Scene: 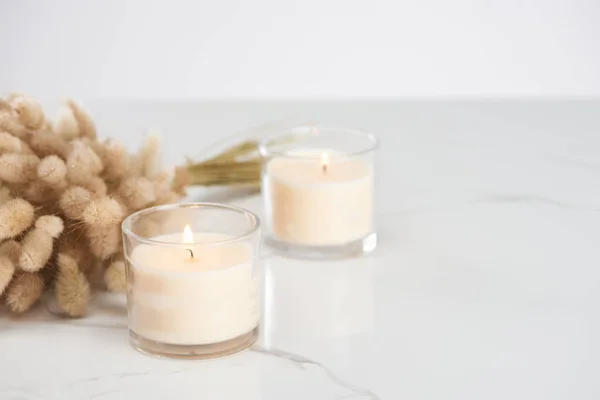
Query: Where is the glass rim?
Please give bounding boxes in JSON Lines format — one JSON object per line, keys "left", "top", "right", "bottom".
{"left": 121, "top": 202, "right": 261, "bottom": 247}
{"left": 258, "top": 125, "right": 378, "bottom": 159}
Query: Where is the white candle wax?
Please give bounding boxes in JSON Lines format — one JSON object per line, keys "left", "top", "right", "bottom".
{"left": 265, "top": 150, "right": 374, "bottom": 246}
{"left": 128, "top": 232, "right": 259, "bottom": 345}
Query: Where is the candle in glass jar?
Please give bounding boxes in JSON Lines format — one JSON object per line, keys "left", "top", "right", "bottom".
{"left": 265, "top": 150, "right": 374, "bottom": 246}
{"left": 127, "top": 226, "right": 259, "bottom": 346}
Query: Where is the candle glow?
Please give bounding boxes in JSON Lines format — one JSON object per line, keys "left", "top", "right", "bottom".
{"left": 183, "top": 224, "right": 195, "bottom": 260}
{"left": 183, "top": 224, "right": 194, "bottom": 243}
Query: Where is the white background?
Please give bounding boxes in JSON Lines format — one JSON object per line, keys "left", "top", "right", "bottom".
{"left": 1, "top": 0, "right": 599, "bottom": 100}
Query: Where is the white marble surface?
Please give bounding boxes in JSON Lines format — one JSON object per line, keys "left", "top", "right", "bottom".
{"left": 2, "top": 100, "right": 600, "bottom": 399}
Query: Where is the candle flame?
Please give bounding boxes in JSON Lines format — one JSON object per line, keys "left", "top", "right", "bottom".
{"left": 321, "top": 153, "right": 329, "bottom": 173}
{"left": 183, "top": 224, "right": 193, "bottom": 243}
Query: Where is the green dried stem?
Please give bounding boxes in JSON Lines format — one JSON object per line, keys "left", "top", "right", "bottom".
{"left": 183, "top": 136, "right": 296, "bottom": 188}
{"left": 203, "top": 141, "right": 260, "bottom": 164}
{"left": 186, "top": 161, "right": 262, "bottom": 187}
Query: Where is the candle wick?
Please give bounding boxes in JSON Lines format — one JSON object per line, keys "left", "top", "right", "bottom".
{"left": 322, "top": 164, "right": 327, "bottom": 173}
{"left": 186, "top": 248, "right": 194, "bottom": 259}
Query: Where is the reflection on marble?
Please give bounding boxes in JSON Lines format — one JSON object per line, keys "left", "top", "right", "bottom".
{"left": 2, "top": 101, "right": 600, "bottom": 400}
{"left": 262, "top": 257, "right": 375, "bottom": 342}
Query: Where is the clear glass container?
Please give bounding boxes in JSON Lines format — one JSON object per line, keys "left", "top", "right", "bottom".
{"left": 259, "top": 125, "right": 378, "bottom": 259}
{"left": 121, "top": 203, "right": 261, "bottom": 359}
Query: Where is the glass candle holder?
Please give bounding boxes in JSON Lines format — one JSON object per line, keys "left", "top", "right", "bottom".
{"left": 121, "top": 203, "right": 261, "bottom": 359}
{"left": 259, "top": 125, "right": 378, "bottom": 259}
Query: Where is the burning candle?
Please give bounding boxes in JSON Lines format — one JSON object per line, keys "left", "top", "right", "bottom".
{"left": 260, "top": 126, "right": 378, "bottom": 259}
{"left": 122, "top": 203, "right": 261, "bottom": 359}
{"left": 183, "top": 224, "right": 195, "bottom": 260}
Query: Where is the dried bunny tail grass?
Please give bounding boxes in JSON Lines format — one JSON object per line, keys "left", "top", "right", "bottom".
{"left": 86, "top": 224, "right": 120, "bottom": 260}
{"left": 66, "top": 140, "right": 103, "bottom": 184}
{"left": 35, "top": 202, "right": 62, "bottom": 217}
{"left": 53, "top": 106, "right": 79, "bottom": 140}
{"left": 135, "top": 134, "right": 161, "bottom": 178}
{"left": 37, "top": 155, "right": 68, "bottom": 187}
{"left": 101, "top": 139, "right": 130, "bottom": 181}
{"left": 29, "top": 131, "right": 70, "bottom": 159}
{"left": 82, "top": 196, "right": 123, "bottom": 227}
{"left": 66, "top": 167, "right": 92, "bottom": 188}
{"left": 59, "top": 186, "right": 92, "bottom": 220}
{"left": 172, "top": 166, "right": 189, "bottom": 195}
{"left": 18, "top": 228, "right": 53, "bottom": 272}
{"left": 19, "top": 180, "right": 57, "bottom": 204}
{"left": 154, "top": 191, "right": 181, "bottom": 206}
{"left": 79, "top": 176, "right": 107, "bottom": 197}
{"left": 4, "top": 272, "right": 44, "bottom": 313}
{"left": 151, "top": 171, "right": 182, "bottom": 204}
{"left": 0, "top": 112, "right": 28, "bottom": 138}
{"left": 36, "top": 215, "right": 64, "bottom": 238}
{"left": 152, "top": 170, "right": 171, "bottom": 190}
{"left": 73, "top": 140, "right": 103, "bottom": 173}
{"left": 39, "top": 260, "right": 58, "bottom": 286}
{"left": 0, "top": 198, "right": 35, "bottom": 240}
{"left": 0, "top": 256, "right": 15, "bottom": 294}
{"left": 0, "top": 240, "right": 21, "bottom": 264}
{"left": 104, "top": 260, "right": 126, "bottom": 292}
{"left": 83, "top": 137, "right": 106, "bottom": 160}
{"left": 0, "top": 153, "right": 40, "bottom": 183}
{"left": 18, "top": 141, "right": 36, "bottom": 155}
{"left": 18, "top": 216, "right": 63, "bottom": 272}
{"left": 58, "top": 231, "right": 88, "bottom": 266}
{"left": 4, "top": 93, "right": 25, "bottom": 102}
{"left": 82, "top": 258, "right": 106, "bottom": 290}
{"left": 8, "top": 94, "right": 45, "bottom": 130}
{"left": 66, "top": 100, "right": 96, "bottom": 139}
{"left": 109, "top": 193, "right": 130, "bottom": 217}
{"left": 56, "top": 253, "right": 91, "bottom": 317}
{"left": 0, "top": 186, "right": 12, "bottom": 203}
{"left": 118, "top": 177, "right": 157, "bottom": 210}
{"left": 0, "top": 131, "right": 23, "bottom": 153}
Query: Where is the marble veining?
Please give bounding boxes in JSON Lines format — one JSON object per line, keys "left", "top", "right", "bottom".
{"left": 469, "top": 193, "right": 600, "bottom": 211}
{"left": 1, "top": 100, "right": 600, "bottom": 399}
{"left": 251, "top": 347, "right": 381, "bottom": 400}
